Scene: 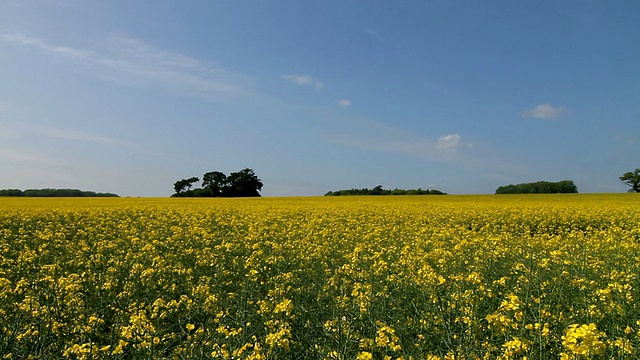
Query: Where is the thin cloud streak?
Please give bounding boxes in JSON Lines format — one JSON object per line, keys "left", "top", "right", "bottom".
{"left": 282, "top": 74, "right": 324, "bottom": 90}
{"left": 0, "top": 147, "right": 63, "bottom": 166}
{"left": 7, "top": 121, "right": 123, "bottom": 146}
{"left": 6, "top": 120, "right": 163, "bottom": 155}
{"left": 28, "top": 123, "right": 167, "bottom": 156}
{"left": 521, "top": 104, "right": 564, "bottom": 119}
{"left": 31, "top": 126, "right": 118, "bottom": 145}
{"left": 332, "top": 132, "right": 472, "bottom": 163}
{"left": 1, "top": 32, "right": 252, "bottom": 99}
{"left": 1, "top": 32, "right": 87, "bottom": 58}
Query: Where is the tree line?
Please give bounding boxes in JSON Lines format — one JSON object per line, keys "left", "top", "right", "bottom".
{"left": 325, "top": 185, "right": 446, "bottom": 196}
{"left": 0, "top": 189, "right": 119, "bottom": 197}
{"left": 495, "top": 180, "right": 578, "bottom": 194}
{"left": 172, "top": 168, "right": 263, "bottom": 197}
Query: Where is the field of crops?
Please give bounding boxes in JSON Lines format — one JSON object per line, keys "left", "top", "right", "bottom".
{"left": 1, "top": 194, "right": 639, "bottom": 359}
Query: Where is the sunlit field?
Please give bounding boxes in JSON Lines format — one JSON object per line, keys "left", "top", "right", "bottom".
{"left": 1, "top": 194, "right": 639, "bottom": 359}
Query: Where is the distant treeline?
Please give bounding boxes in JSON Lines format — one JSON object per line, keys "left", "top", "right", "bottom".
{"left": 172, "top": 168, "right": 263, "bottom": 198}
{"left": 0, "top": 189, "right": 119, "bottom": 197}
{"left": 495, "top": 180, "right": 578, "bottom": 194}
{"left": 325, "top": 185, "right": 446, "bottom": 196}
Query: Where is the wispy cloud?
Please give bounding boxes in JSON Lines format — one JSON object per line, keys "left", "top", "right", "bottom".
{"left": 521, "top": 104, "right": 564, "bottom": 119}
{"left": 282, "top": 74, "right": 324, "bottom": 90}
{"left": 436, "top": 133, "right": 463, "bottom": 150}
{"left": 3, "top": 115, "right": 146, "bottom": 152}
{"left": 31, "top": 125, "right": 118, "bottom": 145}
{"left": 3, "top": 121, "right": 123, "bottom": 146}
{"left": 0, "top": 147, "right": 62, "bottom": 165}
{"left": 338, "top": 99, "right": 351, "bottom": 107}
{"left": 1, "top": 32, "right": 252, "bottom": 98}
{"left": 1, "top": 32, "right": 87, "bottom": 58}
{"left": 364, "top": 28, "right": 378, "bottom": 37}
{"left": 0, "top": 123, "right": 19, "bottom": 140}
{"left": 332, "top": 132, "right": 472, "bottom": 162}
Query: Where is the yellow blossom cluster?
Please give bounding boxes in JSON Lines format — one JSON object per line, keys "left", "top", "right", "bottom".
{"left": 0, "top": 194, "right": 639, "bottom": 358}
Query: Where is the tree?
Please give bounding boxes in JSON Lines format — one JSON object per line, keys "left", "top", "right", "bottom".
{"left": 172, "top": 169, "right": 263, "bottom": 197}
{"left": 0, "top": 188, "right": 118, "bottom": 197}
{"left": 174, "top": 177, "right": 199, "bottom": 194}
{"left": 495, "top": 180, "right": 578, "bottom": 194}
{"left": 174, "top": 180, "right": 187, "bottom": 194}
{"left": 0, "top": 189, "right": 24, "bottom": 196}
{"left": 324, "top": 186, "right": 446, "bottom": 196}
{"left": 225, "top": 168, "right": 263, "bottom": 197}
{"left": 620, "top": 168, "right": 640, "bottom": 193}
{"left": 202, "top": 171, "right": 228, "bottom": 197}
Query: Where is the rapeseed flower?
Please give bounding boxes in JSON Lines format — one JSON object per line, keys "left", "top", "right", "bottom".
{"left": 1, "top": 194, "right": 639, "bottom": 358}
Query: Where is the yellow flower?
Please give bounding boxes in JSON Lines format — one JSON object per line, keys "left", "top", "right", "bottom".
{"left": 502, "top": 337, "right": 530, "bottom": 358}
{"left": 112, "top": 340, "right": 128, "bottom": 355}
{"left": 273, "top": 298, "right": 293, "bottom": 315}
{"left": 562, "top": 323, "right": 606, "bottom": 356}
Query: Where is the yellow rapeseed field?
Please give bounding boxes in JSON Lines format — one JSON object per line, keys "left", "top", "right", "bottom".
{"left": 1, "top": 194, "right": 639, "bottom": 359}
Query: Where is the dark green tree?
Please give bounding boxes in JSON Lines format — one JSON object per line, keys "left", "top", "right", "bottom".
{"left": 173, "top": 180, "right": 188, "bottom": 194}
{"left": 174, "top": 177, "right": 199, "bottom": 194}
{"left": 172, "top": 169, "right": 263, "bottom": 197}
{"left": 202, "top": 171, "right": 228, "bottom": 197}
{"left": 324, "top": 186, "right": 446, "bottom": 196}
{"left": 0, "top": 189, "right": 24, "bottom": 196}
{"left": 620, "top": 168, "right": 640, "bottom": 193}
{"left": 225, "top": 168, "right": 263, "bottom": 197}
{"left": 0, "top": 189, "right": 118, "bottom": 197}
{"left": 495, "top": 180, "right": 578, "bottom": 194}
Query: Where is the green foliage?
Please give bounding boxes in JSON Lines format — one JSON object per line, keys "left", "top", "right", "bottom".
{"left": 0, "top": 188, "right": 119, "bottom": 197}
{"left": 325, "top": 185, "right": 446, "bottom": 196}
{"left": 172, "top": 168, "right": 263, "bottom": 197}
{"left": 0, "top": 189, "right": 24, "bottom": 197}
{"left": 619, "top": 168, "right": 640, "bottom": 193}
{"left": 173, "top": 177, "right": 200, "bottom": 194}
{"left": 202, "top": 171, "right": 227, "bottom": 197}
{"left": 495, "top": 180, "right": 578, "bottom": 194}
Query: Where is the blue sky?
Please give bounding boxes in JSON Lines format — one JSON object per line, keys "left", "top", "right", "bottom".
{"left": 1, "top": 1, "right": 639, "bottom": 196}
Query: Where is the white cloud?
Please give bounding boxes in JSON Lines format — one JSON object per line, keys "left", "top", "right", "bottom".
{"left": 282, "top": 74, "right": 324, "bottom": 90}
{"left": 521, "top": 104, "right": 564, "bottom": 119}
{"left": 436, "top": 133, "right": 462, "bottom": 150}
{"left": 1, "top": 32, "right": 251, "bottom": 98}
{"left": 338, "top": 99, "right": 351, "bottom": 107}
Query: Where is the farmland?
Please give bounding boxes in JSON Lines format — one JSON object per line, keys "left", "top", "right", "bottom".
{"left": 1, "top": 194, "right": 639, "bottom": 359}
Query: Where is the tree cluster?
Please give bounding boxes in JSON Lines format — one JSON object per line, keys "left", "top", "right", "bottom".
{"left": 172, "top": 168, "right": 263, "bottom": 197}
{"left": 0, "top": 188, "right": 119, "bottom": 197}
{"left": 620, "top": 168, "right": 640, "bottom": 193}
{"left": 325, "top": 185, "right": 446, "bottom": 196}
{"left": 495, "top": 180, "right": 578, "bottom": 194}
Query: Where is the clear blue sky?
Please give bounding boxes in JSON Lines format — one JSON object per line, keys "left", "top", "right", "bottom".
{"left": 1, "top": 1, "right": 639, "bottom": 196}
